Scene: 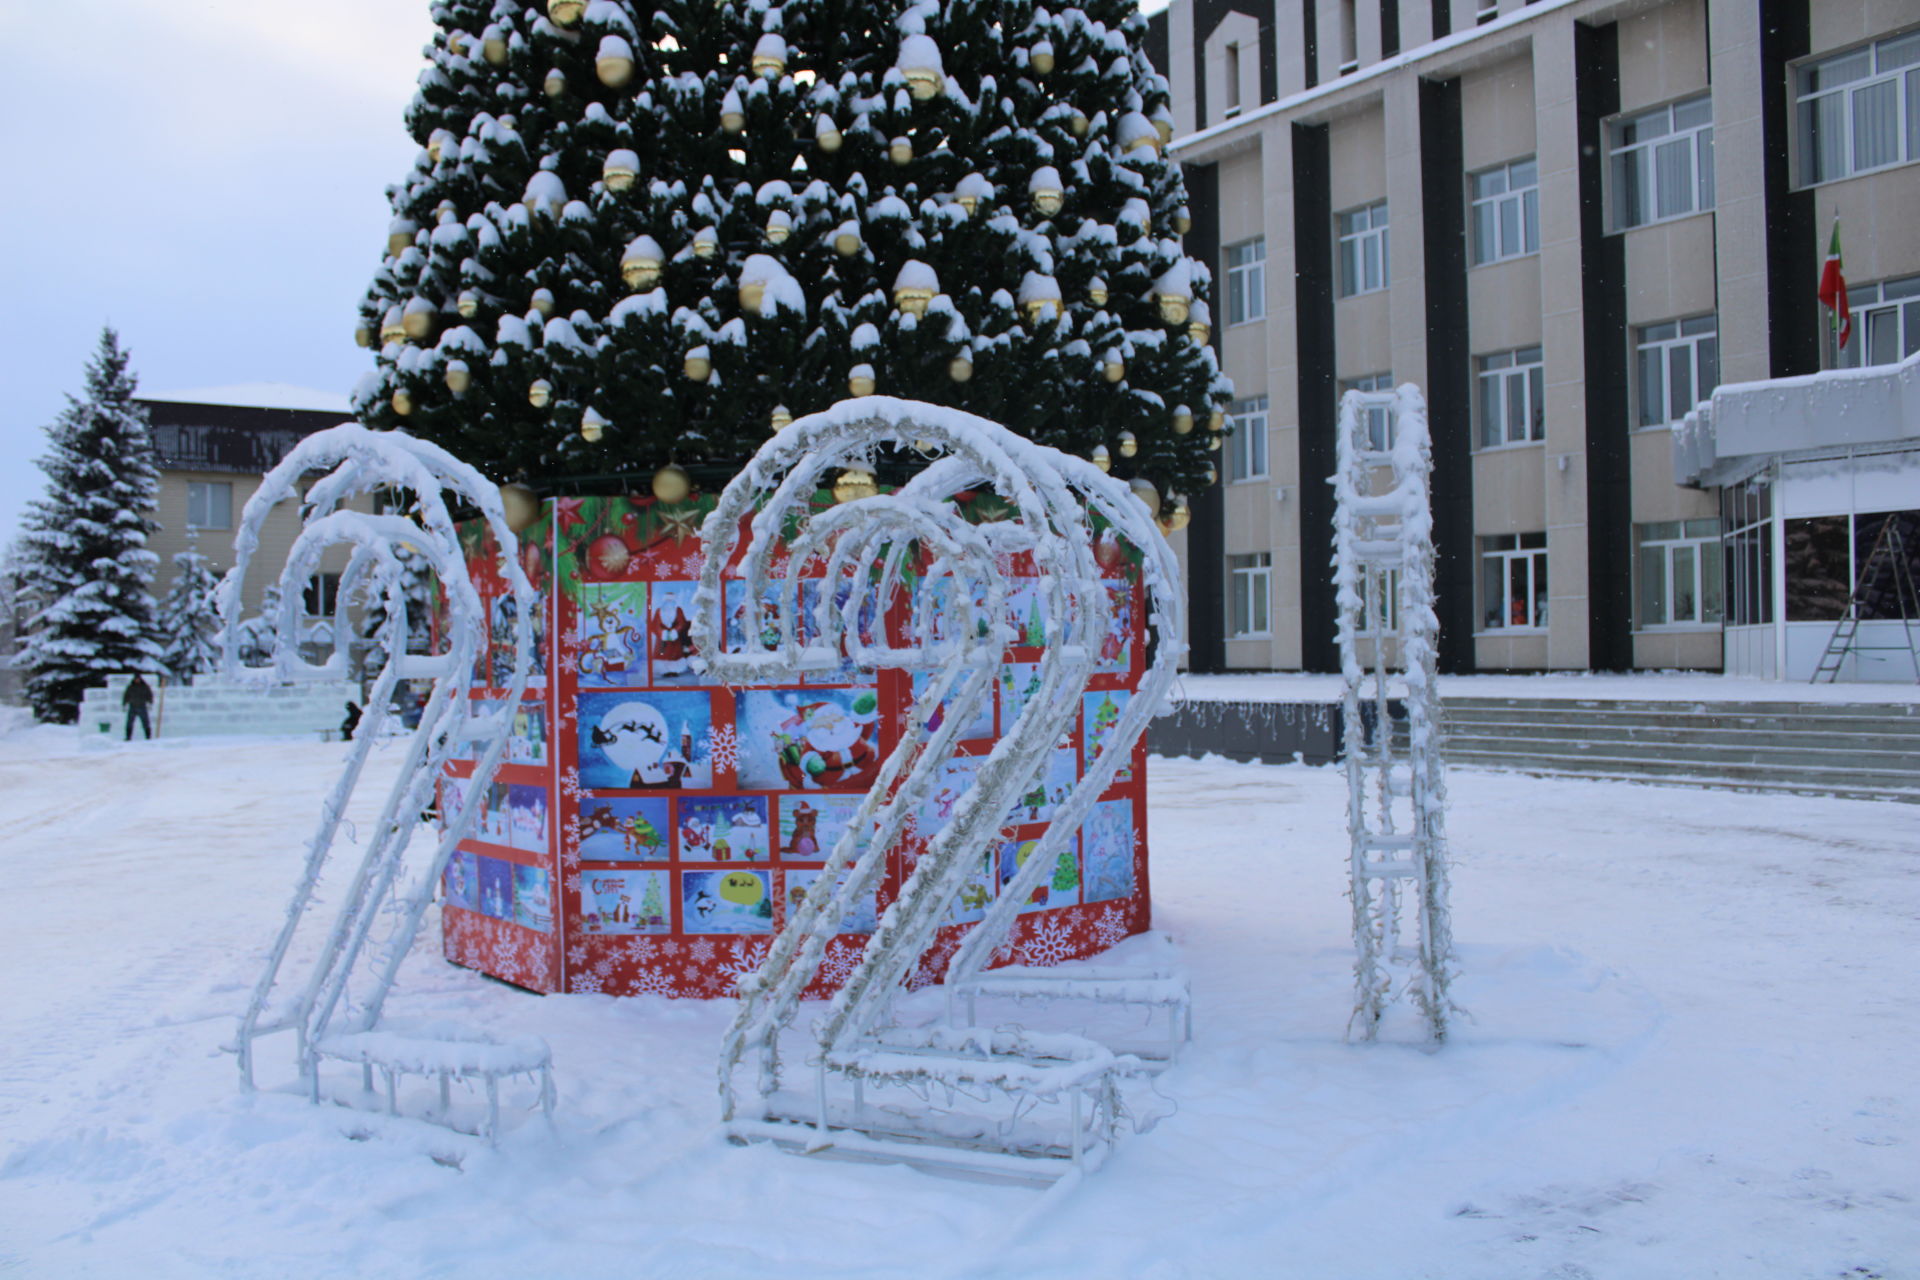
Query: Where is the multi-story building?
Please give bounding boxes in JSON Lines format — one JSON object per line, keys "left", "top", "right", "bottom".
{"left": 1149, "top": 0, "right": 1920, "bottom": 675}
{"left": 140, "top": 386, "right": 358, "bottom": 648}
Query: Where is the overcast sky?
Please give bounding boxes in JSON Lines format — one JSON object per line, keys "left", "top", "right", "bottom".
{"left": 0, "top": 0, "right": 1174, "bottom": 546}
{"left": 0, "top": 1, "right": 436, "bottom": 543}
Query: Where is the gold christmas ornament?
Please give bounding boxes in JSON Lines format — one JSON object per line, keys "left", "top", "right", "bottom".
{"left": 770, "top": 404, "right": 793, "bottom": 431}
{"left": 651, "top": 464, "right": 692, "bottom": 504}
{"left": 379, "top": 307, "right": 406, "bottom": 346}
{"left": 815, "top": 115, "right": 843, "bottom": 152}
{"left": 1118, "top": 431, "right": 1138, "bottom": 458}
{"left": 948, "top": 355, "right": 974, "bottom": 382}
{"left": 596, "top": 37, "right": 634, "bottom": 88}
{"left": 1208, "top": 433, "right": 1222, "bottom": 451}
{"left": 1175, "top": 207, "right": 1193, "bottom": 235}
{"left": 833, "top": 468, "right": 879, "bottom": 504}
{"left": 1103, "top": 354, "right": 1124, "bottom": 382}
{"left": 1210, "top": 407, "right": 1226, "bottom": 432}
{"left": 683, "top": 347, "right": 712, "bottom": 381}
{"left": 1155, "top": 115, "right": 1174, "bottom": 146}
{"left": 482, "top": 31, "right": 508, "bottom": 64}
{"left": 1188, "top": 317, "right": 1210, "bottom": 346}
{"left": 621, "top": 235, "right": 664, "bottom": 289}
{"left": 1120, "top": 111, "right": 1162, "bottom": 155}
{"left": 530, "top": 288, "right": 555, "bottom": 317}
{"left": 1019, "top": 271, "right": 1062, "bottom": 326}
{"left": 529, "top": 379, "right": 553, "bottom": 408}
{"left": 457, "top": 289, "right": 480, "bottom": 319}
{"left": 892, "top": 261, "right": 938, "bottom": 316}
{"left": 544, "top": 69, "right": 567, "bottom": 97}
{"left": 1160, "top": 496, "right": 1192, "bottom": 534}
{"left": 387, "top": 218, "right": 417, "bottom": 257}
{"left": 764, "top": 211, "right": 792, "bottom": 244}
{"left": 444, "top": 362, "right": 471, "bottom": 394}
{"left": 894, "top": 286, "right": 934, "bottom": 316}
{"left": 889, "top": 136, "right": 914, "bottom": 165}
{"left": 1091, "top": 444, "right": 1112, "bottom": 472}
{"left": 581, "top": 406, "right": 608, "bottom": 442}
{"left": 692, "top": 226, "right": 719, "bottom": 258}
{"left": 448, "top": 32, "right": 468, "bottom": 57}
{"left": 602, "top": 150, "right": 639, "bottom": 191}
{"left": 721, "top": 106, "right": 747, "bottom": 132}
{"left": 401, "top": 299, "right": 436, "bottom": 341}
{"left": 1029, "top": 42, "right": 1055, "bottom": 75}
{"left": 353, "top": 324, "right": 372, "bottom": 348}
{"left": 427, "top": 130, "right": 451, "bottom": 164}
{"left": 391, "top": 389, "right": 414, "bottom": 416}
{"left": 904, "top": 65, "right": 943, "bottom": 100}
{"left": 500, "top": 483, "right": 540, "bottom": 533}
{"left": 1088, "top": 277, "right": 1109, "bottom": 307}
{"left": 547, "top": 0, "right": 584, "bottom": 26}
{"left": 1070, "top": 109, "right": 1089, "bottom": 137}
{"left": 1128, "top": 476, "right": 1161, "bottom": 518}
{"left": 899, "top": 33, "right": 944, "bottom": 100}
{"left": 832, "top": 223, "right": 861, "bottom": 256}
{"left": 1155, "top": 291, "right": 1192, "bottom": 326}
{"left": 1172, "top": 405, "right": 1194, "bottom": 435}
{"left": 738, "top": 278, "right": 767, "bottom": 312}
{"left": 848, "top": 365, "right": 876, "bottom": 397}
{"left": 751, "top": 34, "right": 787, "bottom": 79}
{"left": 1205, "top": 463, "right": 1218, "bottom": 485}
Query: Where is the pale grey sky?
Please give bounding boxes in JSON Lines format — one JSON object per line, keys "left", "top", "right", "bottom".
{"left": 0, "top": 1, "right": 435, "bottom": 542}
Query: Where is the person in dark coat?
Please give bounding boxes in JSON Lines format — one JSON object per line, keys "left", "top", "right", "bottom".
{"left": 123, "top": 674, "right": 154, "bottom": 741}
{"left": 341, "top": 701, "right": 363, "bottom": 742}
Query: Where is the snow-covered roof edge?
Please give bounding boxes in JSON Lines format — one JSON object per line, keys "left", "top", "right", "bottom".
{"left": 139, "top": 383, "right": 354, "bottom": 414}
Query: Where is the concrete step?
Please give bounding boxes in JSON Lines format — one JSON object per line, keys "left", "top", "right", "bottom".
{"left": 1429, "top": 731, "right": 1920, "bottom": 773}
{"left": 1437, "top": 706, "right": 1920, "bottom": 738}
{"left": 1440, "top": 697, "right": 1920, "bottom": 719}
{"left": 1409, "top": 721, "right": 1920, "bottom": 756}
{"left": 1443, "top": 757, "right": 1920, "bottom": 804}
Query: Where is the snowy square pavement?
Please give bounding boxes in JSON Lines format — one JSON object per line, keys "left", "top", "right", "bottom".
{"left": 0, "top": 719, "right": 1914, "bottom": 1279}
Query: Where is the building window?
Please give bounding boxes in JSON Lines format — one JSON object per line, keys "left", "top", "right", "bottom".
{"left": 1721, "top": 479, "right": 1774, "bottom": 627}
{"left": 1228, "top": 552, "right": 1272, "bottom": 637}
{"left": 1797, "top": 32, "right": 1920, "bottom": 186}
{"left": 1636, "top": 315, "right": 1720, "bottom": 427}
{"left": 1337, "top": 200, "right": 1389, "bottom": 297}
{"left": 1481, "top": 532, "right": 1548, "bottom": 630}
{"left": 1225, "top": 237, "right": 1267, "bottom": 325}
{"left": 1338, "top": 0, "right": 1359, "bottom": 75}
{"left": 303, "top": 572, "right": 342, "bottom": 618}
{"left": 1225, "top": 41, "right": 1242, "bottom": 116}
{"left": 1785, "top": 510, "right": 1920, "bottom": 621}
{"left": 1357, "top": 566, "right": 1400, "bottom": 635}
{"left": 1341, "top": 373, "right": 1394, "bottom": 450}
{"left": 1610, "top": 95, "right": 1714, "bottom": 230}
{"left": 1830, "top": 273, "right": 1920, "bottom": 369}
{"left": 1637, "top": 519, "right": 1723, "bottom": 627}
{"left": 1470, "top": 157, "right": 1540, "bottom": 265}
{"left": 1476, "top": 345, "right": 1545, "bottom": 447}
{"left": 1475, "top": 1, "right": 1500, "bottom": 25}
{"left": 187, "top": 481, "right": 233, "bottom": 530}
{"left": 1228, "top": 395, "right": 1269, "bottom": 481}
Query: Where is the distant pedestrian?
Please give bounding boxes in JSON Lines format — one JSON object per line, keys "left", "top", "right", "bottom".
{"left": 341, "top": 701, "right": 363, "bottom": 742}
{"left": 122, "top": 673, "right": 154, "bottom": 741}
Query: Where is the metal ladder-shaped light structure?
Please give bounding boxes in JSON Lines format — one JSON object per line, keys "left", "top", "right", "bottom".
{"left": 1810, "top": 515, "right": 1920, "bottom": 684}
{"left": 1332, "top": 386, "right": 1457, "bottom": 1044}
{"left": 220, "top": 424, "right": 551, "bottom": 1140}
{"left": 694, "top": 397, "right": 1186, "bottom": 1183}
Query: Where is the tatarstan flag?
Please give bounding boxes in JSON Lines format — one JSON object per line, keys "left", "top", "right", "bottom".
{"left": 1819, "top": 218, "right": 1852, "bottom": 349}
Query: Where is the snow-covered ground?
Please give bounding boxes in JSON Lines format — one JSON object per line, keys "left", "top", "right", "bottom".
{"left": 1, "top": 721, "right": 1914, "bottom": 1279}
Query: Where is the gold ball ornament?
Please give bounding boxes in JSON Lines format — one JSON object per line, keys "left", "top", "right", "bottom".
{"left": 1030, "top": 42, "right": 1055, "bottom": 75}
{"left": 530, "top": 288, "right": 555, "bottom": 317}
{"left": 547, "top": 0, "right": 584, "bottom": 25}
{"left": 1205, "top": 463, "right": 1218, "bottom": 485}
{"left": 544, "top": 69, "right": 567, "bottom": 97}
{"left": 1032, "top": 186, "right": 1063, "bottom": 216}
{"left": 948, "top": 355, "right": 974, "bottom": 383}
{"left": 621, "top": 238, "right": 663, "bottom": 289}
{"left": 750, "top": 35, "right": 787, "bottom": 79}
{"left": 1210, "top": 408, "right": 1226, "bottom": 432}
{"left": 500, "top": 483, "right": 540, "bottom": 533}
{"left": 1103, "top": 355, "right": 1125, "bottom": 382}
{"left": 1188, "top": 318, "right": 1210, "bottom": 346}
{"left": 1172, "top": 406, "right": 1194, "bottom": 435}
{"left": 833, "top": 468, "right": 879, "bottom": 504}
{"left": 1155, "top": 291, "right": 1192, "bottom": 326}
{"left": 722, "top": 107, "right": 747, "bottom": 133}
{"left": 391, "top": 389, "right": 414, "bottom": 416}
{"left": 528, "top": 379, "right": 552, "bottom": 409}
{"left": 401, "top": 300, "right": 436, "bottom": 341}
{"left": 581, "top": 407, "right": 608, "bottom": 443}
{"left": 597, "top": 50, "right": 634, "bottom": 89}
{"left": 1091, "top": 444, "right": 1112, "bottom": 472}
{"left": 1070, "top": 109, "right": 1089, "bottom": 137}
{"left": 904, "top": 66, "right": 943, "bottom": 100}
{"left": 1208, "top": 433, "right": 1222, "bottom": 451}
{"left": 833, "top": 225, "right": 861, "bottom": 256}
{"left": 482, "top": 32, "right": 508, "bottom": 64}
{"left": 1118, "top": 431, "right": 1138, "bottom": 458}
{"left": 457, "top": 289, "right": 480, "bottom": 319}
{"left": 1156, "top": 116, "right": 1175, "bottom": 146}
{"left": 815, "top": 116, "right": 843, "bottom": 152}
{"left": 738, "top": 278, "right": 767, "bottom": 312}
{"left": 683, "top": 349, "right": 712, "bottom": 381}
{"left": 444, "top": 362, "right": 471, "bottom": 394}
{"left": 1128, "top": 476, "right": 1161, "bottom": 518}
{"left": 387, "top": 218, "right": 417, "bottom": 257}
{"left": 602, "top": 151, "right": 638, "bottom": 192}
{"left": 1175, "top": 207, "right": 1193, "bottom": 235}
{"left": 651, "top": 464, "right": 692, "bottom": 505}
{"left": 354, "top": 324, "right": 372, "bottom": 348}
{"left": 692, "top": 227, "right": 719, "bottom": 258}
{"left": 889, "top": 136, "right": 914, "bottom": 165}
{"left": 1159, "top": 496, "right": 1192, "bottom": 535}
{"left": 764, "top": 211, "right": 791, "bottom": 244}
{"left": 1088, "top": 278, "right": 1109, "bottom": 307}
{"left": 770, "top": 405, "right": 793, "bottom": 431}
{"left": 894, "top": 286, "right": 934, "bottom": 317}
{"left": 848, "top": 369, "right": 876, "bottom": 397}
{"left": 379, "top": 308, "right": 406, "bottom": 346}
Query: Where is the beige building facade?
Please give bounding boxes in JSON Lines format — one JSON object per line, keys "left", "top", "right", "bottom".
{"left": 1149, "top": 0, "right": 1920, "bottom": 673}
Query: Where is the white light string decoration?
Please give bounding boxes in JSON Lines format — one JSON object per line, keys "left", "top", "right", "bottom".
{"left": 694, "top": 396, "right": 1187, "bottom": 1182}
{"left": 219, "top": 424, "right": 551, "bottom": 1140}
{"left": 1332, "top": 385, "right": 1457, "bottom": 1043}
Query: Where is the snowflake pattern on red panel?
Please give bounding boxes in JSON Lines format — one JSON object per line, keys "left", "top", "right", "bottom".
{"left": 441, "top": 494, "right": 1153, "bottom": 999}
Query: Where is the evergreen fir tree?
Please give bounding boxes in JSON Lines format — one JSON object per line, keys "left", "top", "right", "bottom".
{"left": 156, "top": 533, "right": 223, "bottom": 683}
{"left": 354, "top": 0, "right": 1228, "bottom": 508}
{"left": 16, "top": 329, "right": 164, "bottom": 723}
{"left": 234, "top": 584, "right": 284, "bottom": 669}
{"left": 357, "top": 541, "right": 438, "bottom": 675}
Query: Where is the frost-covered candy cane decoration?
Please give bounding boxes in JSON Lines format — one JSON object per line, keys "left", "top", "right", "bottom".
{"left": 695, "top": 397, "right": 1185, "bottom": 1181}
{"left": 219, "top": 424, "right": 551, "bottom": 1139}
{"left": 1332, "top": 385, "right": 1457, "bottom": 1043}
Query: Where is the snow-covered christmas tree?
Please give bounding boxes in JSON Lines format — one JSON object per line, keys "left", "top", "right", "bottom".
{"left": 156, "top": 533, "right": 223, "bottom": 684}
{"left": 16, "top": 329, "right": 165, "bottom": 723}
{"left": 233, "top": 584, "right": 284, "bottom": 670}
{"left": 353, "top": 0, "right": 1228, "bottom": 510}
{"left": 356, "top": 540, "right": 438, "bottom": 677}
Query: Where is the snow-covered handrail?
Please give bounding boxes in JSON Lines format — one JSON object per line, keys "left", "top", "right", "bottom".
{"left": 693, "top": 396, "right": 1185, "bottom": 1145}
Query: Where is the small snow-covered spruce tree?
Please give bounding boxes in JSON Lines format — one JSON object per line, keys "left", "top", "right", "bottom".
{"left": 156, "top": 533, "right": 223, "bottom": 683}
{"left": 357, "top": 540, "right": 438, "bottom": 675}
{"left": 354, "top": 0, "right": 1229, "bottom": 505}
{"left": 16, "top": 329, "right": 165, "bottom": 723}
